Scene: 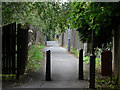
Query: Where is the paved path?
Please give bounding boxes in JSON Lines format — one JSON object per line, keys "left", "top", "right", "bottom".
{"left": 15, "top": 41, "right": 89, "bottom": 88}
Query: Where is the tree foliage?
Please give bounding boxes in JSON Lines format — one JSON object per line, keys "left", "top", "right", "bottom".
{"left": 2, "top": 2, "right": 120, "bottom": 47}
{"left": 70, "top": 2, "right": 120, "bottom": 48}
{"left": 2, "top": 2, "right": 71, "bottom": 35}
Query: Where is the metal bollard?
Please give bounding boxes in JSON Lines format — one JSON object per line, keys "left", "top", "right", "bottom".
{"left": 89, "top": 55, "right": 95, "bottom": 88}
{"left": 46, "top": 50, "right": 51, "bottom": 81}
{"left": 79, "top": 49, "right": 84, "bottom": 80}
{"left": 68, "top": 39, "right": 70, "bottom": 51}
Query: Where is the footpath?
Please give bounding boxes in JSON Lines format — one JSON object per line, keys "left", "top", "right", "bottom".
{"left": 15, "top": 41, "right": 90, "bottom": 88}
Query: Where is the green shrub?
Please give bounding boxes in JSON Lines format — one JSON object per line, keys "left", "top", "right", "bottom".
{"left": 26, "top": 43, "right": 44, "bottom": 72}
{"left": 2, "top": 74, "right": 15, "bottom": 81}
{"left": 73, "top": 48, "right": 79, "bottom": 57}
{"left": 83, "top": 56, "right": 101, "bottom": 68}
{"left": 96, "top": 57, "right": 101, "bottom": 68}
{"left": 83, "top": 56, "right": 90, "bottom": 64}
{"left": 40, "top": 45, "right": 44, "bottom": 49}
{"left": 96, "top": 75, "right": 117, "bottom": 89}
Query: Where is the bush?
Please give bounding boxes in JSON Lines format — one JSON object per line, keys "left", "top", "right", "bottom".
{"left": 73, "top": 48, "right": 79, "bottom": 57}
{"left": 83, "top": 56, "right": 101, "bottom": 68}
{"left": 83, "top": 56, "right": 90, "bottom": 64}
{"left": 26, "top": 43, "right": 44, "bottom": 72}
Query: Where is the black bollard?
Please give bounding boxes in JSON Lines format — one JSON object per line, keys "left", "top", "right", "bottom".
{"left": 46, "top": 50, "right": 51, "bottom": 81}
{"left": 79, "top": 49, "right": 84, "bottom": 80}
{"left": 89, "top": 55, "right": 95, "bottom": 88}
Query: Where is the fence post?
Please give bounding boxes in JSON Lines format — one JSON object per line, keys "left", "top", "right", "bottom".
{"left": 110, "top": 51, "right": 112, "bottom": 81}
{"left": 11, "top": 23, "right": 16, "bottom": 74}
{"left": 79, "top": 49, "right": 84, "bottom": 80}
{"left": 16, "top": 24, "right": 21, "bottom": 79}
{"left": 46, "top": 50, "right": 51, "bottom": 81}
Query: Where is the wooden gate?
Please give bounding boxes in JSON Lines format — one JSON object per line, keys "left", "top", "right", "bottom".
{"left": 2, "top": 23, "right": 28, "bottom": 79}
{"left": 2, "top": 23, "right": 16, "bottom": 74}
{"left": 17, "top": 24, "right": 28, "bottom": 78}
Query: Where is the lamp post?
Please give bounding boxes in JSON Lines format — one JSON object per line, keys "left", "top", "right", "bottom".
{"left": 68, "top": 24, "right": 70, "bottom": 51}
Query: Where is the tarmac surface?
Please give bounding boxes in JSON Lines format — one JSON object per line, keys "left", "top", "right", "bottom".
{"left": 14, "top": 41, "right": 89, "bottom": 88}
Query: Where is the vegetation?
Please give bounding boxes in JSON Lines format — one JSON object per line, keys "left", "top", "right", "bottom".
{"left": 2, "top": 74, "right": 15, "bottom": 81}
{"left": 72, "top": 48, "right": 101, "bottom": 68}
{"left": 72, "top": 48, "right": 79, "bottom": 57}
{"left": 2, "top": 2, "right": 120, "bottom": 43}
{"left": 70, "top": 2, "right": 120, "bottom": 48}
{"left": 96, "top": 74, "right": 118, "bottom": 89}
{"left": 2, "top": 1, "right": 120, "bottom": 89}
{"left": 2, "top": 2, "right": 71, "bottom": 40}
{"left": 83, "top": 54, "right": 119, "bottom": 89}
{"left": 83, "top": 55, "right": 101, "bottom": 68}
{"left": 26, "top": 43, "right": 44, "bottom": 72}
{"left": 3, "top": 2, "right": 120, "bottom": 45}
{"left": 83, "top": 56, "right": 90, "bottom": 64}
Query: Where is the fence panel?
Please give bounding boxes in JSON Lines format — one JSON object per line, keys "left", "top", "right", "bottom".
{"left": 17, "top": 24, "right": 28, "bottom": 77}
{"left": 20, "top": 29, "right": 28, "bottom": 75}
{"left": 2, "top": 23, "right": 43, "bottom": 79}
{"left": 2, "top": 23, "right": 16, "bottom": 74}
{"left": 2, "top": 23, "right": 28, "bottom": 79}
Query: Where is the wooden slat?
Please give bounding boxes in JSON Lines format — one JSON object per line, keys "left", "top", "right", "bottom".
{"left": 4, "top": 26, "right": 7, "bottom": 74}
{"left": 9, "top": 24, "right": 12, "bottom": 74}
{"left": 20, "top": 29, "right": 28, "bottom": 75}
{"left": 2, "top": 26, "right": 5, "bottom": 74}
{"left": 5, "top": 24, "right": 10, "bottom": 74}
{"left": 23, "top": 29, "right": 28, "bottom": 74}
{"left": 2, "top": 23, "right": 28, "bottom": 78}
{"left": 16, "top": 24, "right": 21, "bottom": 79}
{"left": 2, "top": 23, "right": 17, "bottom": 74}
{"left": 12, "top": 23, "right": 16, "bottom": 74}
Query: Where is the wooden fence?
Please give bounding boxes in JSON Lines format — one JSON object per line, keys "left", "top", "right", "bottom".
{"left": 59, "top": 29, "right": 91, "bottom": 56}
{"left": 2, "top": 23, "right": 28, "bottom": 79}
{"left": 17, "top": 24, "right": 28, "bottom": 78}
{"left": 2, "top": 23, "right": 16, "bottom": 74}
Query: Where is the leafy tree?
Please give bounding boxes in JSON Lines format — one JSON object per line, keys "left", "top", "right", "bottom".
{"left": 2, "top": 2, "right": 71, "bottom": 40}
{"left": 70, "top": 2, "right": 120, "bottom": 48}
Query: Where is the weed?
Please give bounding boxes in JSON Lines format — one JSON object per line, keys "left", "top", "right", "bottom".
{"left": 83, "top": 56, "right": 90, "bottom": 64}
{"left": 2, "top": 74, "right": 15, "bottom": 81}
{"left": 73, "top": 48, "right": 79, "bottom": 57}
